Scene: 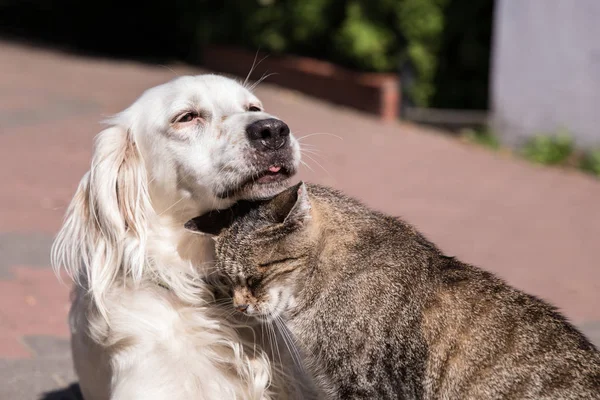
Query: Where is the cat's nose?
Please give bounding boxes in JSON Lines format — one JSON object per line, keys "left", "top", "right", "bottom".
{"left": 235, "top": 304, "right": 249, "bottom": 313}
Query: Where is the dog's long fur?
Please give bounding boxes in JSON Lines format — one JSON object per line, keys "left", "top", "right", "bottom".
{"left": 51, "top": 75, "right": 303, "bottom": 400}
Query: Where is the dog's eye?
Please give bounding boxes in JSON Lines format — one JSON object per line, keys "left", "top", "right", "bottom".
{"left": 248, "top": 106, "right": 261, "bottom": 112}
{"left": 174, "top": 112, "right": 200, "bottom": 123}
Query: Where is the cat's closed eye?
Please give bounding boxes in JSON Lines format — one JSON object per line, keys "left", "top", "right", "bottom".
{"left": 247, "top": 277, "right": 258, "bottom": 288}
{"left": 258, "top": 257, "right": 299, "bottom": 269}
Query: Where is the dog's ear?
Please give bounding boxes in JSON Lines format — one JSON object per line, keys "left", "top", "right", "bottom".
{"left": 185, "top": 209, "right": 236, "bottom": 236}
{"left": 51, "top": 124, "right": 152, "bottom": 321}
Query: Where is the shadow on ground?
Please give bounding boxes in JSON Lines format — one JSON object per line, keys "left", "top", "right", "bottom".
{"left": 40, "top": 383, "right": 82, "bottom": 400}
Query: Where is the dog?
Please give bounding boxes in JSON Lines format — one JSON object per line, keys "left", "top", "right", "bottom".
{"left": 51, "top": 75, "right": 303, "bottom": 399}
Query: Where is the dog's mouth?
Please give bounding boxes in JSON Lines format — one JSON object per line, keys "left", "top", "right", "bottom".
{"left": 253, "top": 165, "right": 291, "bottom": 184}
{"left": 216, "top": 164, "right": 296, "bottom": 199}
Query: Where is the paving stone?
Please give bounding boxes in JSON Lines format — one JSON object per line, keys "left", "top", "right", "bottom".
{"left": 0, "top": 266, "right": 70, "bottom": 358}
{"left": 0, "top": 233, "right": 55, "bottom": 277}
{"left": 580, "top": 320, "right": 600, "bottom": 348}
{"left": 0, "top": 336, "right": 78, "bottom": 400}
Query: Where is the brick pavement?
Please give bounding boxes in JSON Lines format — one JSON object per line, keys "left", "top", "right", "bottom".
{"left": 1, "top": 39, "right": 599, "bottom": 398}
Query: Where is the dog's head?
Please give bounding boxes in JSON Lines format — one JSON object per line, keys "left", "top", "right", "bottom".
{"left": 52, "top": 75, "right": 301, "bottom": 313}
{"left": 114, "top": 74, "right": 300, "bottom": 216}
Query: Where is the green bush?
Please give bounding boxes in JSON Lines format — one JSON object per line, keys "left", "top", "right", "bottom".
{"left": 333, "top": 2, "right": 396, "bottom": 72}
{"left": 522, "top": 134, "right": 575, "bottom": 166}
{"left": 461, "top": 127, "right": 501, "bottom": 150}
{"left": 580, "top": 149, "right": 600, "bottom": 176}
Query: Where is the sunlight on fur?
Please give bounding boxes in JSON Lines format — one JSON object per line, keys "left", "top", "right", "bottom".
{"left": 51, "top": 74, "right": 309, "bottom": 400}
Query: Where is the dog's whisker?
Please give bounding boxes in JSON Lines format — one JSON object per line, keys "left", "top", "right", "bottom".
{"left": 299, "top": 160, "right": 315, "bottom": 173}
{"left": 296, "top": 132, "right": 344, "bottom": 142}
{"left": 300, "top": 148, "right": 324, "bottom": 158}
{"left": 299, "top": 142, "right": 320, "bottom": 149}
{"left": 249, "top": 72, "right": 279, "bottom": 92}
{"left": 243, "top": 50, "right": 269, "bottom": 88}
{"left": 301, "top": 153, "right": 327, "bottom": 166}
{"left": 302, "top": 153, "right": 331, "bottom": 176}
{"left": 299, "top": 146, "right": 321, "bottom": 155}
{"left": 158, "top": 65, "right": 181, "bottom": 77}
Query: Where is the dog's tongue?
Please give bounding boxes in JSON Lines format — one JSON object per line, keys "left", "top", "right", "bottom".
{"left": 256, "top": 165, "right": 284, "bottom": 184}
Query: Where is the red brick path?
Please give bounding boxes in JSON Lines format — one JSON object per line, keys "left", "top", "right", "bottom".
{"left": 1, "top": 40, "right": 599, "bottom": 399}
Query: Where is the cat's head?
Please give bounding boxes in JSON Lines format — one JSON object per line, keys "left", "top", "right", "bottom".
{"left": 184, "top": 182, "right": 315, "bottom": 321}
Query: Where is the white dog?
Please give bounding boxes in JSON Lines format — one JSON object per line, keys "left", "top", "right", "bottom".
{"left": 51, "top": 75, "right": 304, "bottom": 400}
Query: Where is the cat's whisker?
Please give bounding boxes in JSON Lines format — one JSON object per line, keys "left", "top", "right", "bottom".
{"left": 263, "top": 323, "right": 275, "bottom": 367}
{"left": 268, "top": 319, "right": 284, "bottom": 372}
{"left": 274, "top": 316, "right": 304, "bottom": 373}
{"left": 158, "top": 197, "right": 187, "bottom": 217}
{"left": 210, "top": 306, "right": 239, "bottom": 320}
{"left": 275, "top": 318, "right": 300, "bottom": 364}
{"left": 210, "top": 298, "right": 235, "bottom": 306}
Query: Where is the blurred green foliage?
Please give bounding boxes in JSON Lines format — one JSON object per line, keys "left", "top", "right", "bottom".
{"left": 461, "top": 128, "right": 600, "bottom": 178}
{"left": 522, "top": 133, "right": 575, "bottom": 166}
{"left": 0, "top": 0, "right": 493, "bottom": 109}
{"left": 461, "top": 127, "right": 501, "bottom": 150}
{"left": 580, "top": 149, "right": 600, "bottom": 176}
{"left": 195, "top": 0, "right": 493, "bottom": 109}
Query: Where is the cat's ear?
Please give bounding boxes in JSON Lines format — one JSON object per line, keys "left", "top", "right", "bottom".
{"left": 184, "top": 208, "right": 235, "bottom": 236}
{"left": 268, "top": 182, "right": 311, "bottom": 226}
{"left": 284, "top": 182, "right": 311, "bottom": 225}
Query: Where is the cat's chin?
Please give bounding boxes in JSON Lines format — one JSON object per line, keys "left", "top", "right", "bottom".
{"left": 253, "top": 313, "right": 280, "bottom": 324}
{"left": 224, "top": 308, "right": 281, "bottom": 325}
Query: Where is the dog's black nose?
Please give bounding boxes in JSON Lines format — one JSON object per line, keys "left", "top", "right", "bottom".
{"left": 246, "top": 118, "right": 290, "bottom": 151}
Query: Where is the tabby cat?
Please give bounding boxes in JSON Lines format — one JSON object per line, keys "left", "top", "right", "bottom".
{"left": 185, "top": 182, "right": 600, "bottom": 399}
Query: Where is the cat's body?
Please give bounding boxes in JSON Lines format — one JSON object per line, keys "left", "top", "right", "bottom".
{"left": 186, "top": 183, "right": 600, "bottom": 399}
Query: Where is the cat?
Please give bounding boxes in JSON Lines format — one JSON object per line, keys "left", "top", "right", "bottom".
{"left": 185, "top": 182, "right": 600, "bottom": 399}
